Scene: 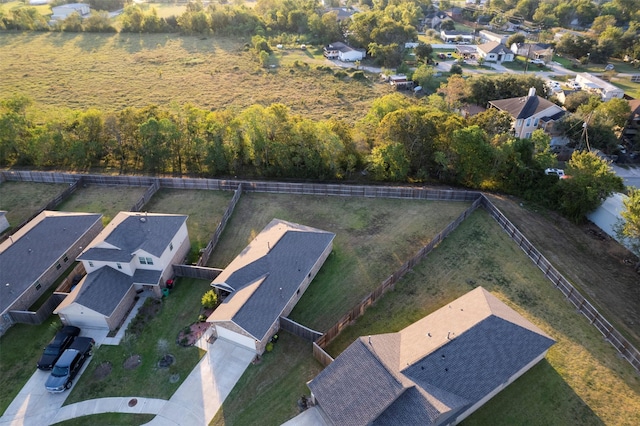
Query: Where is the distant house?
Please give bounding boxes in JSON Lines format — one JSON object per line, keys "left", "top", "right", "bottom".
{"left": 440, "top": 30, "right": 474, "bottom": 44}
{"left": 0, "top": 211, "right": 8, "bottom": 234}
{"left": 479, "top": 30, "right": 508, "bottom": 45}
{"left": 456, "top": 45, "right": 478, "bottom": 58}
{"left": 621, "top": 99, "right": 640, "bottom": 145}
{"left": 207, "top": 219, "right": 335, "bottom": 354}
{"left": 323, "top": 42, "right": 365, "bottom": 62}
{"left": 587, "top": 193, "right": 633, "bottom": 251}
{"left": 51, "top": 3, "right": 91, "bottom": 21}
{"left": 55, "top": 212, "right": 189, "bottom": 330}
{"left": 510, "top": 43, "right": 554, "bottom": 63}
{"left": 308, "top": 286, "right": 556, "bottom": 425}
{"left": 386, "top": 74, "right": 414, "bottom": 90}
{"left": 488, "top": 87, "right": 565, "bottom": 139}
{"left": 574, "top": 73, "right": 625, "bottom": 101}
{"left": 323, "top": 7, "right": 356, "bottom": 22}
{"left": 0, "top": 211, "right": 103, "bottom": 335}
{"left": 476, "top": 41, "right": 514, "bottom": 62}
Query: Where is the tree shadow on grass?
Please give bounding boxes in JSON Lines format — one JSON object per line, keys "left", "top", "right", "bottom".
{"left": 463, "top": 359, "right": 604, "bottom": 426}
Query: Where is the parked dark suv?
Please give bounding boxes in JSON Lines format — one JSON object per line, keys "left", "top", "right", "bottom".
{"left": 44, "top": 336, "right": 95, "bottom": 393}
{"left": 37, "top": 326, "right": 81, "bottom": 370}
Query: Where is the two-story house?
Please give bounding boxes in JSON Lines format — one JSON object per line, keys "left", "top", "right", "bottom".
{"left": 488, "top": 88, "right": 565, "bottom": 139}
{"left": 55, "top": 212, "right": 189, "bottom": 331}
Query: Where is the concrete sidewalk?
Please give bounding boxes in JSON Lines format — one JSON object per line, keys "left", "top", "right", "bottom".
{"left": 47, "top": 338, "right": 254, "bottom": 425}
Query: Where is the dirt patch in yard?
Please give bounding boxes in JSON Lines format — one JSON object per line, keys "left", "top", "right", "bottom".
{"left": 93, "top": 362, "right": 112, "bottom": 380}
{"left": 177, "top": 321, "right": 211, "bottom": 347}
{"left": 124, "top": 355, "right": 142, "bottom": 370}
{"left": 487, "top": 194, "right": 640, "bottom": 348}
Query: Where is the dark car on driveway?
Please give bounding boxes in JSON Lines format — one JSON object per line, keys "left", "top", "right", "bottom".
{"left": 37, "top": 326, "right": 81, "bottom": 370}
{"left": 45, "top": 336, "right": 95, "bottom": 393}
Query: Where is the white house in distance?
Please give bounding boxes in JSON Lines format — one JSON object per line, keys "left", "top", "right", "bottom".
{"left": 50, "top": 3, "right": 91, "bottom": 21}
{"left": 477, "top": 41, "right": 514, "bottom": 63}
{"left": 488, "top": 88, "right": 566, "bottom": 139}
{"left": 55, "top": 212, "right": 190, "bottom": 330}
{"left": 574, "top": 73, "right": 624, "bottom": 101}
{"left": 323, "top": 42, "right": 365, "bottom": 62}
{"left": 207, "top": 219, "right": 335, "bottom": 354}
{"left": 478, "top": 30, "right": 508, "bottom": 45}
{"left": 440, "top": 30, "right": 474, "bottom": 44}
{"left": 308, "top": 287, "right": 556, "bottom": 425}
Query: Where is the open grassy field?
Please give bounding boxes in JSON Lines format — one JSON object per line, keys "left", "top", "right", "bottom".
{"left": 55, "top": 184, "right": 147, "bottom": 225}
{"left": 207, "top": 193, "right": 470, "bottom": 331}
{"left": 51, "top": 413, "right": 155, "bottom": 426}
{"left": 64, "top": 277, "right": 209, "bottom": 405}
{"left": 0, "top": 318, "right": 63, "bottom": 414}
{"left": 142, "top": 188, "right": 234, "bottom": 263}
{"left": 0, "top": 181, "right": 68, "bottom": 232}
{"left": 0, "top": 32, "right": 392, "bottom": 122}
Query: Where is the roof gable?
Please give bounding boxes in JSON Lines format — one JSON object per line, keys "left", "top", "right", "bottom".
{"left": 489, "top": 95, "right": 564, "bottom": 120}
{"left": 60, "top": 266, "right": 133, "bottom": 316}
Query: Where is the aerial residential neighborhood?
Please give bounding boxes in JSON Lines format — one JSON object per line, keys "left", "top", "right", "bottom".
{"left": 0, "top": 0, "right": 639, "bottom": 425}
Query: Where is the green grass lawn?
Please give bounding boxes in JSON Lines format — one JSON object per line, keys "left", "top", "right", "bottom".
{"left": 55, "top": 184, "right": 147, "bottom": 225}
{"left": 64, "top": 277, "right": 210, "bottom": 405}
{"left": 0, "top": 318, "right": 63, "bottom": 414}
{"left": 0, "top": 181, "right": 69, "bottom": 232}
{"left": 207, "top": 193, "right": 470, "bottom": 332}
{"left": 323, "top": 209, "right": 640, "bottom": 426}
{"left": 0, "top": 32, "right": 391, "bottom": 123}
{"left": 142, "top": 188, "right": 234, "bottom": 263}
{"left": 51, "top": 413, "right": 155, "bottom": 426}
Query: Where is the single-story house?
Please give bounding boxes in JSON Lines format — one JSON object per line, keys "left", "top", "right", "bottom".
{"left": 387, "top": 74, "right": 414, "bottom": 90}
{"left": 476, "top": 41, "right": 514, "bottom": 62}
{"left": 0, "top": 211, "right": 8, "bottom": 234}
{"left": 587, "top": 193, "right": 633, "bottom": 251}
{"left": 207, "top": 219, "right": 335, "bottom": 354}
{"left": 51, "top": 3, "right": 91, "bottom": 21}
{"left": 0, "top": 211, "right": 103, "bottom": 335}
{"left": 440, "top": 30, "right": 474, "bottom": 44}
{"left": 323, "top": 42, "right": 365, "bottom": 62}
{"left": 323, "top": 7, "right": 356, "bottom": 22}
{"left": 510, "top": 43, "right": 554, "bottom": 63}
{"left": 308, "top": 286, "right": 556, "bottom": 425}
{"left": 488, "top": 88, "right": 566, "bottom": 139}
{"left": 55, "top": 212, "right": 189, "bottom": 330}
{"left": 574, "top": 73, "right": 625, "bottom": 101}
{"left": 456, "top": 45, "right": 478, "bottom": 58}
{"left": 478, "top": 30, "right": 508, "bottom": 45}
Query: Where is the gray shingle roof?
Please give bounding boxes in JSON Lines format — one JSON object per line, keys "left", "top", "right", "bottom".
{"left": 78, "top": 212, "right": 187, "bottom": 261}
{"left": 0, "top": 212, "right": 102, "bottom": 313}
{"left": 208, "top": 219, "right": 335, "bottom": 341}
{"left": 308, "top": 287, "right": 555, "bottom": 425}
{"left": 70, "top": 267, "right": 132, "bottom": 316}
{"left": 489, "top": 95, "right": 563, "bottom": 120}
{"left": 132, "top": 269, "right": 162, "bottom": 285}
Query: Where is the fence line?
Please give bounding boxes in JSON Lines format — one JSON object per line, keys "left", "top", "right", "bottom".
{"left": 196, "top": 183, "right": 243, "bottom": 267}
{"left": 314, "top": 196, "right": 483, "bottom": 350}
{"left": 280, "top": 317, "right": 323, "bottom": 342}
{"left": 480, "top": 195, "right": 640, "bottom": 374}
{"left": 131, "top": 179, "right": 160, "bottom": 212}
{"left": 54, "top": 263, "right": 87, "bottom": 294}
{"left": 9, "top": 294, "right": 66, "bottom": 325}
{"left": 313, "top": 342, "right": 334, "bottom": 367}
{"left": 173, "top": 265, "right": 222, "bottom": 281}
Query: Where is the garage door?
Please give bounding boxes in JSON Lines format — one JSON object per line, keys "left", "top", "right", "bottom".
{"left": 216, "top": 326, "right": 256, "bottom": 351}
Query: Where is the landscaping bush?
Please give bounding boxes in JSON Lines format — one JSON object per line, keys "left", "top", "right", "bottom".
{"left": 201, "top": 290, "right": 218, "bottom": 309}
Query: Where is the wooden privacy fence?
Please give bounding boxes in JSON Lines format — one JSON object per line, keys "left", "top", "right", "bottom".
{"left": 313, "top": 342, "right": 334, "bottom": 367}
{"left": 173, "top": 265, "right": 222, "bottom": 281}
{"left": 54, "top": 263, "right": 86, "bottom": 294}
{"left": 131, "top": 179, "right": 160, "bottom": 212}
{"left": 280, "top": 317, "right": 323, "bottom": 342}
{"left": 314, "top": 196, "right": 483, "bottom": 350}
{"left": 196, "top": 183, "right": 243, "bottom": 267}
{"left": 9, "top": 294, "right": 66, "bottom": 325}
{"left": 481, "top": 195, "right": 640, "bottom": 373}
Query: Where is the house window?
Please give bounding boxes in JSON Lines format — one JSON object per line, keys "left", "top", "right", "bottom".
{"left": 35, "top": 282, "right": 41, "bottom": 290}
{"left": 516, "top": 119, "right": 523, "bottom": 128}
{"left": 526, "top": 118, "right": 531, "bottom": 127}
{"left": 117, "top": 263, "right": 122, "bottom": 270}
{"left": 63, "top": 255, "right": 69, "bottom": 263}
{"left": 533, "top": 118, "right": 539, "bottom": 127}
{"left": 139, "top": 257, "right": 147, "bottom": 265}
{"left": 56, "top": 263, "right": 62, "bottom": 270}
{"left": 146, "top": 257, "right": 153, "bottom": 265}
{"left": 88, "top": 261, "right": 94, "bottom": 267}
{"left": 170, "top": 242, "right": 173, "bottom": 251}
{"left": 525, "top": 132, "right": 532, "bottom": 138}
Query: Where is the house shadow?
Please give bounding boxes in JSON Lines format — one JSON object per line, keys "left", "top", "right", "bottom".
{"left": 462, "top": 359, "right": 604, "bottom": 425}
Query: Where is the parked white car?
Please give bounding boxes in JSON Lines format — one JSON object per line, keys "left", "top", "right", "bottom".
{"left": 545, "top": 168, "right": 566, "bottom": 178}
{"left": 567, "top": 81, "right": 581, "bottom": 90}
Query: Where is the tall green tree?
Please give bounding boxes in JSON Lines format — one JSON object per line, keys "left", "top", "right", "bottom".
{"left": 616, "top": 188, "right": 640, "bottom": 271}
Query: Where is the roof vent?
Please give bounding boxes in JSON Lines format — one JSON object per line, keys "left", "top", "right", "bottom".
{"left": 528, "top": 87, "right": 536, "bottom": 97}
{"left": 140, "top": 217, "right": 146, "bottom": 223}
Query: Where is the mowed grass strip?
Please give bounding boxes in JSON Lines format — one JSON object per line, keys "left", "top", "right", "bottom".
{"left": 207, "top": 192, "right": 470, "bottom": 331}
{"left": 325, "top": 209, "right": 640, "bottom": 426}
{"left": 0, "top": 318, "right": 63, "bottom": 415}
{"left": 0, "top": 181, "right": 69, "bottom": 230}
{"left": 64, "top": 277, "right": 210, "bottom": 405}
{"left": 51, "top": 413, "right": 155, "bottom": 426}
{"left": 0, "top": 32, "right": 391, "bottom": 122}
{"left": 55, "top": 184, "right": 147, "bottom": 224}
{"left": 142, "top": 188, "right": 233, "bottom": 263}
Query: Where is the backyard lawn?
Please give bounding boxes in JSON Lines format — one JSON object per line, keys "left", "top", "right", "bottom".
{"left": 55, "top": 184, "right": 147, "bottom": 225}
{"left": 0, "top": 181, "right": 68, "bottom": 232}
